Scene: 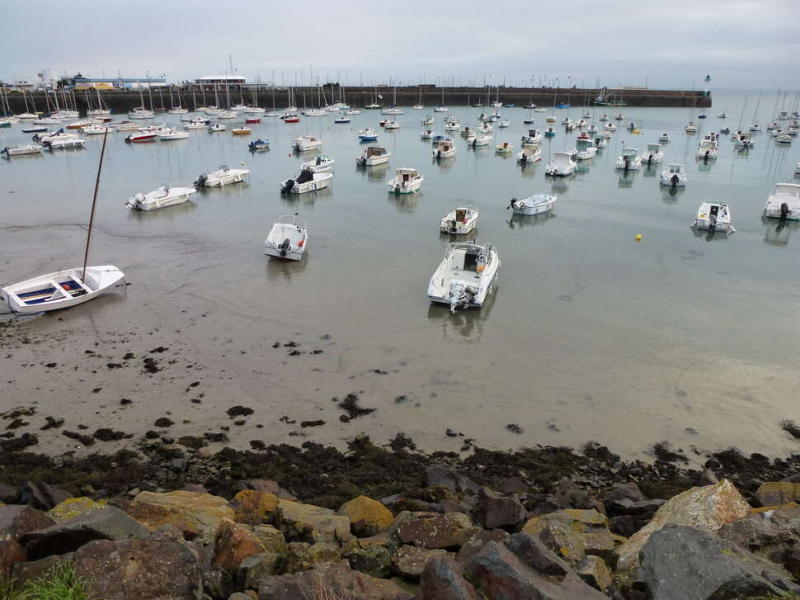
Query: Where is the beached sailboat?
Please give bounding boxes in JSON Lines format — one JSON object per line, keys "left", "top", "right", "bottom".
{"left": 264, "top": 214, "right": 308, "bottom": 260}
{"left": 427, "top": 242, "right": 499, "bottom": 312}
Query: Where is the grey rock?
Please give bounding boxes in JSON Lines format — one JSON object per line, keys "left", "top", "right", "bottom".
{"left": 474, "top": 487, "right": 527, "bottom": 529}
{"left": 0, "top": 505, "right": 55, "bottom": 539}
{"left": 237, "top": 553, "right": 283, "bottom": 590}
{"left": 419, "top": 556, "right": 481, "bottom": 600}
{"left": 228, "top": 594, "right": 252, "bottom": 600}
{"left": 19, "top": 482, "right": 71, "bottom": 511}
{"left": 698, "top": 468, "right": 720, "bottom": 486}
{"left": 456, "top": 529, "right": 509, "bottom": 565}
{"left": 203, "top": 566, "right": 235, "bottom": 600}
{"left": 504, "top": 532, "right": 570, "bottom": 577}
{"left": 11, "top": 553, "right": 74, "bottom": 586}
{"left": 343, "top": 544, "right": 391, "bottom": 578}
{"left": 392, "top": 545, "right": 449, "bottom": 580}
{"left": 425, "top": 466, "right": 479, "bottom": 494}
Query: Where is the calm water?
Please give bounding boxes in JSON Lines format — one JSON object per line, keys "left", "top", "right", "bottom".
{"left": 2, "top": 90, "right": 800, "bottom": 459}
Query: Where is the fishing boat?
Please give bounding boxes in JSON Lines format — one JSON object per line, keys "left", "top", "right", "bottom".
{"left": 421, "top": 129, "right": 434, "bottom": 139}
{"left": 433, "top": 140, "right": 457, "bottom": 159}
{"left": 158, "top": 129, "right": 190, "bottom": 140}
{"left": 495, "top": 141, "right": 514, "bottom": 154}
{"left": 82, "top": 124, "right": 113, "bottom": 135}
{"left": 507, "top": 193, "right": 556, "bottom": 216}
{"left": 264, "top": 214, "right": 308, "bottom": 260}
{"left": 763, "top": 184, "right": 800, "bottom": 220}
{"left": 658, "top": 133, "right": 671, "bottom": 143}
{"left": 232, "top": 127, "right": 252, "bottom": 136}
{"left": 249, "top": 139, "right": 270, "bottom": 151}
{"left": 696, "top": 136, "right": 719, "bottom": 160}
{"left": 195, "top": 165, "right": 250, "bottom": 187}
{"left": 440, "top": 207, "right": 479, "bottom": 234}
{"left": 208, "top": 123, "right": 226, "bottom": 133}
{"left": 1, "top": 145, "right": 42, "bottom": 157}
{"left": 517, "top": 145, "right": 541, "bottom": 164}
{"left": 614, "top": 147, "right": 641, "bottom": 171}
{"left": 292, "top": 135, "right": 322, "bottom": 152}
{"left": 357, "top": 145, "right": 392, "bottom": 166}
{"left": 467, "top": 133, "right": 492, "bottom": 147}
{"left": 279, "top": 169, "right": 333, "bottom": 194}
{"left": 2, "top": 132, "right": 124, "bottom": 315}
{"left": 301, "top": 155, "right": 335, "bottom": 172}
{"left": 125, "top": 185, "right": 196, "bottom": 211}
{"left": 660, "top": 164, "right": 687, "bottom": 187}
{"left": 545, "top": 152, "right": 576, "bottom": 176}
{"left": 693, "top": 201, "right": 732, "bottom": 232}
{"left": 642, "top": 143, "right": 664, "bottom": 165}
{"left": 427, "top": 242, "right": 499, "bottom": 313}
{"left": 387, "top": 167, "right": 424, "bottom": 194}
{"left": 358, "top": 128, "right": 378, "bottom": 141}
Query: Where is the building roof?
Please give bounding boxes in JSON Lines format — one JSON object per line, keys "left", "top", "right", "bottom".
{"left": 196, "top": 76, "right": 246, "bottom": 81}
{"left": 75, "top": 77, "right": 166, "bottom": 83}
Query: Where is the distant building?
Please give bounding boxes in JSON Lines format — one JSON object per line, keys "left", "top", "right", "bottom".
{"left": 38, "top": 68, "right": 57, "bottom": 89}
{"left": 187, "top": 76, "right": 281, "bottom": 92}
{"left": 58, "top": 75, "right": 168, "bottom": 90}
{"left": 11, "top": 78, "right": 35, "bottom": 91}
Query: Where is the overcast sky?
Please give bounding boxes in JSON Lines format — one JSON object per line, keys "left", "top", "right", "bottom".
{"left": 1, "top": 0, "right": 798, "bottom": 90}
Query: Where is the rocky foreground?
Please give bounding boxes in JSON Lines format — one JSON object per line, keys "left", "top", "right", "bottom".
{"left": 4, "top": 437, "right": 800, "bottom": 599}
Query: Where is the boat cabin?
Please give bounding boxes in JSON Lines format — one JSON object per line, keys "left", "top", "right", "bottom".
{"left": 445, "top": 243, "right": 489, "bottom": 274}
{"left": 365, "top": 146, "right": 388, "bottom": 158}
{"left": 621, "top": 148, "right": 639, "bottom": 159}
{"left": 666, "top": 164, "right": 685, "bottom": 175}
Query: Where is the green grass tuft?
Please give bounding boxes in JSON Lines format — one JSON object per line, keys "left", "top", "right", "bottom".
{"left": 0, "top": 563, "right": 91, "bottom": 600}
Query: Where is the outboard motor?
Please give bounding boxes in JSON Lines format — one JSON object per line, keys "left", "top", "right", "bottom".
{"left": 281, "top": 179, "right": 295, "bottom": 194}
{"left": 195, "top": 173, "right": 208, "bottom": 187}
{"left": 647, "top": 155, "right": 653, "bottom": 166}
{"left": 708, "top": 214, "right": 717, "bottom": 233}
{"left": 780, "top": 202, "right": 790, "bottom": 221}
{"left": 394, "top": 184, "right": 401, "bottom": 193}
{"left": 624, "top": 158, "right": 630, "bottom": 172}
{"left": 278, "top": 238, "right": 291, "bottom": 257}
{"left": 508, "top": 198, "right": 518, "bottom": 211}
{"left": 704, "top": 150, "right": 710, "bottom": 162}
{"left": 671, "top": 174, "right": 679, "bottom": 188}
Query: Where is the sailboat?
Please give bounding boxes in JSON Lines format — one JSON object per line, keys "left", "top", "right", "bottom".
{"left": 382, "top": 84, "right": 404, "bottom": 115}
{"left": 413, "top": 85, "right": 424, "bottom": 110}
{"left": 434, "top": 85, "right": 449, "bottom": 112}
{"left": 168, "top": 86, "right": 189, "bottom": 114}
{"left": 2, "top": 131, "right": 124, "bottom": 314}
{"left": 749, "top": 92, "right": 763, "bottom": 131}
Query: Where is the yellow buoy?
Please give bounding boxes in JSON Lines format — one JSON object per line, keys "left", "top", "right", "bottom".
{"left": 635, "top": 234, "right": 642, "bottom": 242}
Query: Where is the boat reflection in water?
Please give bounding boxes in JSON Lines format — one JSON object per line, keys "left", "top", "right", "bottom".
{"left": 387, "top": 191, "right": 421, "bottom": 213}
{"left": 763, "top": 218, "right": 800, "bottom": 247}
{"left": 265, "top": 250, "right": 310, "bottom": 283}
{"left": 661, "top": 186, "right": 685, "bottom": 203}
{"left": 507, "top": 211, "right": 556, "bottom": 230}
{"left": 426, "top": 285, "right": 499, "bottom": 344}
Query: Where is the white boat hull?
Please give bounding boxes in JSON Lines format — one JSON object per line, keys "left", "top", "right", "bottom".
{"left": 126, "top": 186, "right": 196, "bottom": 211}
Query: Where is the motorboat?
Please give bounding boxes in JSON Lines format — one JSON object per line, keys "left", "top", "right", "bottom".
{"left": 114, "top": 121, "right": 140, "bottom": 131}
{"left": 124, "top": 131, "right": 157, "bottom": 143}
{"left": 282, "top": 114, "right": 300, "bottom": 123}
{"left": 66, "top": 120, "right": 92, "bottom": 130}
{"left": 22, "top": 125, "right": 48, "bottom": 133}
{"left": 594, "top": 136, "right": 607, "bottom": 149}
{"left": 767, "top": 122, "right": 780, "bottom": 131}
{"left": 208, "top": 123, "right": 226, "bottom": 133}
{"left": 544, "top": 127, "right": 556, "bottom": 138}
{"left": 185, "top": 122, "right": 205, "bottom": 130}
{"left": 763, "top": 183, "right": 800, "bottom": 220}
{"left": 604, "top": 123, "right": 617, "bottom": 132}
{"left": 249, "top": 138, "right": 270, "bottom": 151}
{"left": 719, "top": 126, "right": 731, "bottom": 134}
{"left": 1, "top": 145, "right": 43, "bottom": 157}
{"left": 427, "top": 242, "right": 499, "bottom": 313}
{"left": 301, "top": 154, "right": 335, "bottom": 172}
{"left": 615, "top": 147, "right": 641, "bottom": 171}
{"left": 381, "top": 107, "right": 404, "bottom": 115}
{"left": 243, "top": 106, "right": 266, "bottom": 115}
{"left": 732, "top": 131, "right": 754, "bottom": 148}
{"left": 696, "top": 137, "right": 718, "bottom": 160}
{"left": 345, "top": 109, "right": 361, "bottom": 115}
{"left": 545, "top": 152, "right": 576, "bottom": 176}
{"left": 561, "top": 117, "right": 572, "bottom": 126}
{"left": 44, "top": 135, "right": 86, "bottom": 149}
{"left": 495, "top": 142, "right": 514, "bottom": 154}
{"left": 412, "top": 104, "right": 424, "bottom": 110}
{"left": 467, "top": 133, "right": 492, "bottom": 147}
{"left": 440, "top": 207, "right": 479, "bottom": 234}
{"left": 614, "top": 113, "right": 624, "bottom": 120}
{"left": 686, "top": 121, "right": 698, "bottom": 133}
{"left": 498, "top": 120, "right": 510, "bottom": 128}
{"left": 279, "top": 169, "right": 333, "bottom": 194}
{"left": 658, "top": 133, "right": 671, "bottom": 143}
{"left": 521, "top": 129, "right": 542, "bottom": 145}
{"left": 384, "top": 120, "right": 400, "bottom": 130}
{"left": 33, "top": 117, "right": 63, "bottom": 125}
{"left": 776, "top": 133, "right": 793, "bottom": 145}
{"left": 431, "top": 134, "right": 450, "bottom": 145}
{"left": 245, "top": 117, "right": 262, "bottom": 124}
{"left": 545, "top": 115, "right": 557, "bottom": 123}
{"left": 642, "top": 143, "right": 664, "bottom": 166}
{"left": 82, "top": 124, "right": 113, "bottom": 135}
{"left": 264, "top": 214, "right": 308, "bottom": 261}
{"left": 587, "top": 125, "right": 598, "bottom": 134}
{"left": 232, "top": 127, "right": 252, "bottom": 136}
{"left": 422, "top": 115, "right": 435, "bottom": 125}
{"left": 421, "top": 129, "right": 434, "bottom": 139}
{"left": 517, "top": 145, "right": 541, "bottom": 164}
{"left": 292, "top": 134, "right": 322, "bottom": 152}
{"left": 217, "top": 110, "right": 238, "bottom": 119}
{"left": 125, "top": 185, "right": 196, "bottom": 211}
{"left": 195, "top": 165, "right": 250, "bottom": 187}
{"left": 358, "top": 128, "right": 378, "bottom": 141}
{"left": 599, "top": 114, "right": 609, "bottom": 121}
{"left": 434, "top": 106, "right": 449, "bottom": 112}
{"left": 387, "top": 167, "right": 424, "bottom": 194}
{"left": 433, "top": 140, "right": 457, "bottom": 158}
{"left": 564, "top": 121, "right": 577, "bottom": 132}
{"left": 161, "top": 128, "right": 191, "bottom": 140}
{"left": 693, "top": 201, "right": 732, "bottom": 232}
{"left": 575, "top": 138, "right": 597, "bottom": 161}
{"left": 129, "top": 108, "right": 154, "bottom": 119}
{"left": 444, "top": 121, "right": 459, "bottom": 132}
{"left": 717, "top": 111, "right": 727, "bottom": 118}
{"left": 478, "top": 122, "right": 493, "bottom": 133}
{"left": 698, "top": 113, "right": 707, "bottom": 119}
{"left": 357, "top": 145, "right": 392, "bottom": 166}
{"left": 660, "top": 164, "right": 687, "bottom": 187}
{"left": 334, "top": 116, "right": 351, "bottom": 124}
{"left": 508, "top": 193, "right": 557, "bottom": 216}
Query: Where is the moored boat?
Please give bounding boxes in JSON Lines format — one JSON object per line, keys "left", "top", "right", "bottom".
{"left": 195, "top": 165, "right": 250, "bottom": 187}
{"left": 357, "top": 145, "right": 392, "bottom": 166}
{"left": 427, "top": 242, "right": 499, "bottom": 313}
{"left": 387, "top": 167, "right": 424, "bottom": 194}
{"left": 507, "top": 193, "right": 557, "bottom": 216}
{"left": 660, "top": 163, "right": 687, "bottom": 187}
{"left": 125, "top": 185, "right": 196, "bottom": 211}
{"left": 440, "top": 207, "right": 479, "bottom": 234}
{"left": 763, "top": 183, "right": 800, "bottom": 220}
{"left": 693, "top": 201, "right": 732, "bottom": 232}
{"left": 264, "top": 214, "right": 308, "bottom": 260}
{"left": 279, "top": 169, "right": 333, "bottom": 194}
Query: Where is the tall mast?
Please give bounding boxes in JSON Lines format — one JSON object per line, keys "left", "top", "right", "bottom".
{"left": 82, "top": 129, "right": 109, "bottom": 283}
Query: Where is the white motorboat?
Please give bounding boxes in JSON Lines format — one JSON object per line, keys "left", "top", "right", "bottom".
{"left": 15, "top": 112, "right": 38, "bottom": 120}
{"left": 517, "top": 145, "right": 541, "bottom": 164}
{"left": 575, "top": 137, "right": 597, "bottom": 161}
{"left": 545, "top": 152, "right": 576, "bottom": 176}
{"left": 660, "top": 164, "right": 687, "bottom": 187}
{"left": 421, "top": 129, "right": 435, "bottom": 139}
{"left": 208, "top": 123, "right": 226, "bottom": 133}
{"left": 357, "top": 146, "right": 391, "bottom": 166}
{"left": 168, "top": 107, "right": 189, "bottom": 115}
{"left": 686, "top": 121, "right": 698, "bottom": 133}
{"left": 521, "top": 129, "right": 542, "bottom": 145}
{"left": 718, "top": 111, "right": 727, "bottom": 118}
{"left": 301, "top": 154, "right": 335, "bottom": 172}
{"left": 334, "top": 116, "right": 351, "bottom": 124}
{"left": 599, "top": 114, "right": 609, "bottom": 121}
{"left": 158, "top": 128, "right": 190, "bottom": 140}
{"left": 279, "top": 169, "right": 333, "bottom": 194}
{"left": 440, "top": 207, "right": 479, "bottom": 234}
{"left": 412, "top": 104, "right": 424, "bottom": 110}
{"left": 387, "top": 167, "right": 424, "bottom": 194}
{"left": 604, "top": 123, "right": 617, "bottom": 132}
{"left": 303, "top": 109, "right": 327, "bottom": 117}
{"left": 444, "top": 122, "right": 459, "bottom": 132}
{"left": 508, "top": 193, "right": 557, "bottom": 216}
{"left": 427, "top": 242, "right": 500, "bottom": 313}
{"left": 358, "top": 128, "right": 378, "bottom": 141}
{"left": 264, "top": 214, "right": 308, "bottom": 260}
{"left": 776, "top": 133, "right": 793, "bottom": 145}
{"left": 185, "top": 122, "right": 205, "bottom": 130}
{"left": 422, "top": 115, "right": 435, "bottom": 125}
{"left": 732, "top": 131, "right": 754, "bottom": 148}
{"left": 767, "top": 122, "right": 780, "bottom": 131}
{"left": 498, "top": 120, "right": 510, "bottom": 129}
{"left": 293, "top": 134, "right": 322, "bottom": 152}
{"left": 195, "top": 165, "right": 250, "bottom": 187}
{"left": 381, "top": 107, "right": 404, "bottom": 115}
{"left": 82, "top": 124, "right": 113, "bottom": 135}
{"left": 467, "top": 133, "right": 492, "bottom": 147}
{"left": 434, "top": 106, "right": 449, "bottom": 112}
{"left": 594, "top": 136, "right": 607, "bottom": 149}
{"left": 763, "top": 183, "right": 800, "bottom": 220}
{"left": 243, "top": 106, "right": 266, "bottom": 115}
{"left": 384, "top": 120, "right": 400, "bottom": 130}
{"left": 114, "top": 121, "right": 140, "bottom": 131}
{"left": 693, "top": 201, "right": 732, "bottom": 232}
{"left": 345, "top": 109, "right": 361, "bottom": 115}
{"left": 477, "top": 123, "right": 493, "bottom": 135}
{"left": 615, "top": 113, "right": 624, "bottom": 120}
{"left": 433, "top": 140, "right": 457, "bottom": 159}
{"left": 1, "top": 145, "right": 43, "bottom": 157}
{"left": 642, "top": 143, "right": 664, "bottom": 165}
{"left": 461, "top": 126, "right": 474, "bottom": 137}
{"left": 129, "top": 108, "right": 154, "bottom": 120}
{"left": 125, "top": 185, "right": 196, "bottom": 211}
{"left": 658, "top": 132, "right": 671, "bottom": 143}
{"left": 615, "top": 147, "right": 642, "bottom": 171}
{"left": 44, "top": 135, "right": 86, "bottom": 150}
{"left": 217, "top": 110, "right": 238, "bottom": 119}
{"left": 696, "top": 137, "right": 718, "bottom": 160}
{"left": 495, "top": 141, "right": 514, "bottom": 154}
{"left": 587, "top": 125, "right": 598, "bottom": 134}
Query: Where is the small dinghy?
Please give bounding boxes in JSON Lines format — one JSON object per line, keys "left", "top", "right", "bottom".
{"left": 232, "top": 127, "right": 252, "bottom": 136}
{"left": 693, "top": 201, "right": 732, "bottom": 232}
{"left": 358, "top": 128, "right": 378, "bottom": 141}
{"left": 763, "top": 184, "right": 800, "bottom": 221}
{"left": 2, "top": 145, "right": 43, "bottom": 157}
{"left": 195, "top": 165, "right": 250, "bottom": 187}
{"left": 507, "top": 193, "right": 557, "bottom": 216}
{"left": 279, "top": 169, "right": 333, "bottom": 194}
{"left": 433, "top": 140, "right": 457, "bottom": 159}
{"left": 208, "top": 123, "right": 226, "bottom": 133}
{"left": 517, "top": 145, "right": 541, "bottom": 164}
{"left": 440, "top": 207, "right": 479, "bottom": 235}
{"left": 264, "top": 214, "right": 308, "bottom": 261}
{"left": 660, "top": 164, "right": 687, "bottom": 187}
{"left": 387, "top": 167, "right": 423, "bottom": 194}
{"left": 642, "top": 143, "right": 664, "bottom": 166}
{"left": 615, "top": 147, "right": 642, "bottom": 171}
{"left": 357, "top": 146, "right": 391, "bottom": 166}
{"left": 249, "top": 139, "right": 270, "bottom": 151}
{"left": 292, "top": 134, "right": 322, "bottom": 151}
{"left": 427, "top": 242, "right": 500, "bottom": 313}
{"left": 126, "top": 185, "right": 197, "bottom": 211}
{"left": 545, "top": 152, "right": 576, "bottom": 176}
{"left": 495, "top": 141, "right": 514, "bottom": 154}
{"left": 301, "top": 154, "right": 335, "bottom": 172}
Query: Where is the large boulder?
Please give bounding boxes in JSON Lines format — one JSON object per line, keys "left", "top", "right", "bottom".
{"left": 10, "top": 553, "right": 73, "bottom": 586}
{"left": 283, "top": 541, "right": 341, "bottom": 573}
{"left": 456, "top": 529, "right": 510, "bottom": 565}
{"left": 233, "top": 490, "right": 279, "bottom": 525}
{"left": 419, "top": 556, "right": 481, "bottom": 600}
{"left": 73, "top": 538, "right": 202, "bottom": 600}
{"left": 237, "top": 553, "right": 284, "bottom": 590}
{"left": 258, "top": 561, "right": 414, "bottom": 600}
{"left": 391, "top": 545, "right": 449, "bottom": 580}
{"left": 522, "top": 509, "right": 614, "bottom": 564}
{"left": 127, "top": 490, "right": 234, "bottom": 542}
{"left": 21, "top": 506, "right": 149, "bottom": 560}
{"left": 47, "top": 497, "right": 107, "bottom": 523}
{"left": 574, "top": 555, "right": 612, "bottom": 592}
{"left": 602, "top": 483, "right": 665, "bottom": 516}
{"left": 343, "top": 544, "right": 392, "bottom": 578}
{"left": 474, "top": 487, "right": 527, "bottom": 529}
{"left": 754, "top": 482, "right": 800, "bottom": 507}
{"left": 636, "top": 524, "right": 800, "bottom": 600}
{"left": 276, "top": 500, "right": 352, "bottom": 545}
{"left": 395, "top": 512, "right": 475, "bottom": 549}
{"left": 338, "top": 496, "right": 394, "bottom": 537}
{"left": 616, "top": 480, "right": 751, "bottom": 571}
{"left": 718, "top": 503, "right": 800, "bottom": 566}
{"left": 0, "top": 505, "right": 55, "bottom": 538}
{"left": 504, "top": 532, "right": 570, "bottom": 577}
{"left": 212, "top": 518, "right": 267, "bottom": 577}
{"left": 252, "top": 524, "right": 287, "bottom": 555}
{"left": 0, "top": 539, "right": 25, "bottom": 579}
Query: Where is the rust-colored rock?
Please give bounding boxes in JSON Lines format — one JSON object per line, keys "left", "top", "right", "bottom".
{"left": 212, "top": 518, "right": 267, "bottom": 577}
{"left": 126, "top": 490, "right": 234, "bottom": 542}
{"left": 396, "top": 512, "right": 475, "bottom": 549}
{"left": 339, "top": 495, "right": 394, "bottom": 537}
